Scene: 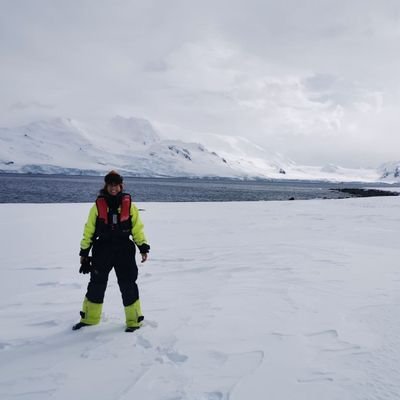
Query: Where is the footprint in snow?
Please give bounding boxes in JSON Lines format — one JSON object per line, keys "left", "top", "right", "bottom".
{"left": 36, "top": 282, "right": 81, "bottom": 289}
{"left": 151, "top": 257, "right": 195, "bottom": 263}
{"left": 166, "top": 351, "right": 188, "bottom": 363}
{"left": 27, "top": 320, "right": 58, "bottom": 327}
{"left": 155, "top": 345, "right": 188, "bottom": 364}
{"left": 137, "top": 335, "right": 152, "bottom": 349}
{"left": 143, "top": 319, "right": 158, "bottom": 328}
{"left": 270, "top": 331, "right": 294, "bottom": 338}
{"left": 305, "top": 329, "right": 338, "bottom": 338}
{"left": 297, "top": 371, "right": 334, "bottom": 383}
{"left": 305, "top": 329, "right": 361, "bottom": 353}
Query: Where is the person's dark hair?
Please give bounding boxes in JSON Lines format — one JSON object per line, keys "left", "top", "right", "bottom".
{"left": 100, "top": 170, "right": 124, "bottom": 194}
{"left": 104, "top": 170, "right": 123, "bottom": 184}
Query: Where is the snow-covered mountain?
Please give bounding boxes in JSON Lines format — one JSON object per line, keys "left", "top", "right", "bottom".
{"left": 378, "top": 161, "right": 400, "bottom": 181}
{"left": 0, "top": 116, "right": 392, "bottom": 182}
{"left": 0, "top": 117, "right": 246, "bottom": 178}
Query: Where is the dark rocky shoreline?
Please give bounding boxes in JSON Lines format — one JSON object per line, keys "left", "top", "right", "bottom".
{"left": 331, "top": 188, "right": 399, "bottom": 198}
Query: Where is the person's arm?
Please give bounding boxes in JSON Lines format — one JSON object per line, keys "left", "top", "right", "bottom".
{"left": 79, "top": 205, "right": 98, "bottom": 259}
{"left": 130, "top": 204, "right": 150, "bottom": 262}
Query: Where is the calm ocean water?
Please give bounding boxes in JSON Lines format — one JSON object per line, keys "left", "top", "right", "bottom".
{"left": 0, "top": 173, "right": 387, "bottom": 203}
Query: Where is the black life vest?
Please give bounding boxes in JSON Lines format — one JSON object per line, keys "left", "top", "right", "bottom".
{"left": 95, "top": 193, "right": 132, "bottom": 240}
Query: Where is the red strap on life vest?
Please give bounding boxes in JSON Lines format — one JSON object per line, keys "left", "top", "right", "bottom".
{"left": 120, "top": 194, "right": 131, "bottom": 222}
{"left": 96, "top": 194, "right": 131, "bottom": 224}
{"left": 96, "top": 197, "right": 109, "bottom": 223}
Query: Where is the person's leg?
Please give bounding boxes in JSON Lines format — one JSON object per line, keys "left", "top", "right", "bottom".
{"left": 74, "top": 243, "right": 113, "bottom": 328}
{"left": 114, "top": 241, "right": 143, "bottom": 330}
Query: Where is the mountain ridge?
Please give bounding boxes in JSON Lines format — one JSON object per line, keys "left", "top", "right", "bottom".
{"left": 0, "top": 116, "right": 396, "bottom": 183}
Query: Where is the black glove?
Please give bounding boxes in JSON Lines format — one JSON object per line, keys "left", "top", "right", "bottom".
{"left": 79, "top": 256, "right": 92, "bottom": 274}
{"left": 79, "top": 248, "right": 91, "bottom": 257}
{"left": 138, "top": 243, "right": 150, "bottom": 254}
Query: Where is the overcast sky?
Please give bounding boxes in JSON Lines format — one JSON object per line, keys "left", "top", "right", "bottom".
{"left": 1, "top": 0, "right": 399, "bottom": 167}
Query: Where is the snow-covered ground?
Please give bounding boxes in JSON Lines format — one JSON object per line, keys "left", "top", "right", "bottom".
{"left": 1, "top": 198, "right": 399, "bottom": 400}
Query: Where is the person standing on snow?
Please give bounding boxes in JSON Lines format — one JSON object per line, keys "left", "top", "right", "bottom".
{"left": 73, "top": 170, "right": 150, "bottom": 332}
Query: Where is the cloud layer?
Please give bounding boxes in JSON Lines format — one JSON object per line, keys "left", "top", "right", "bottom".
{"left": 1, "top": 0, "right": 399, "bottom": 167}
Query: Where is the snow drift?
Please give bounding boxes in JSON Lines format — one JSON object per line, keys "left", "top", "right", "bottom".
{"left": 0, "top": 197, "right": 399, "bottom": 399}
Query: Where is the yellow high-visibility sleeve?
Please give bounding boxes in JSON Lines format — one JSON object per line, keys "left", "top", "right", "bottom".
{"left": 130, "top": 204, "right": 147, "bottom": 246}
{"left": 80, "top": 205, "right": 98, "bottom": 250}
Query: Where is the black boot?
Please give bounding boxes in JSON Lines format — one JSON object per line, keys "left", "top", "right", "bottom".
{"left": 125, "top": 316, "right": 144, "bottom": 332}
{"left": 125, "top": 326, "right": 140, "bottom": 333}
{"left": 72, "top": 322, "right": 91, "bottom": 331}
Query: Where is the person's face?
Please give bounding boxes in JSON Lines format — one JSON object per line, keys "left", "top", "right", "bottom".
{"left": 106, "top": 183, "right": 122, "bottom": 196}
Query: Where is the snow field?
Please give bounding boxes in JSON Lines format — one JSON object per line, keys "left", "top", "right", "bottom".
{"left": 0, "top": 198, "right": 399, "bottom": 399}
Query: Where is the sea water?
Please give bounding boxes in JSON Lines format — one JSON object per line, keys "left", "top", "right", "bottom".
{"left": 0, "top": 173, "right": 394, "bottom": 203}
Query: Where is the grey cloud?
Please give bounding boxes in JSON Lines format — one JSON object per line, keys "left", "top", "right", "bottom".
{"left": 303, "top": 74, "right": 381, "bottom": 109}
{"left": 0, "top": 0, "right": 399, "bottom": 167}
{"left": 10, "top": 101, "right": 54, "bottom": 111}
